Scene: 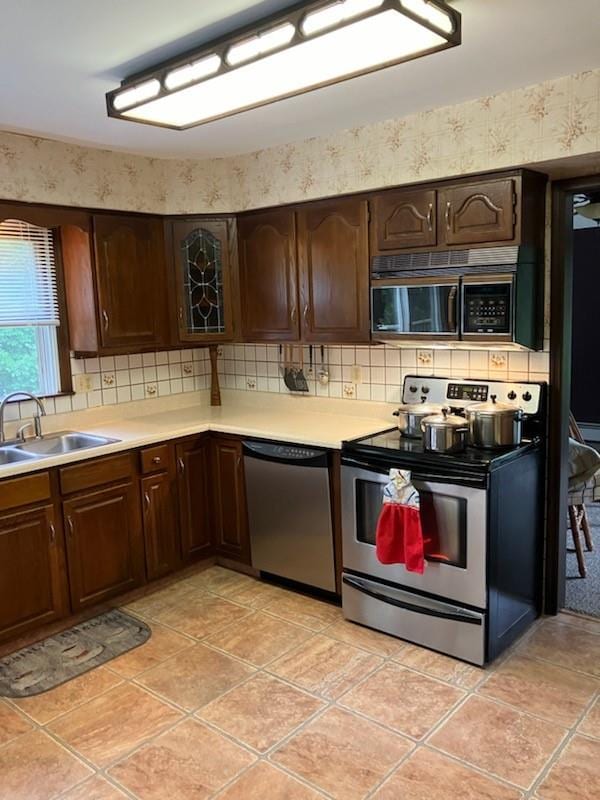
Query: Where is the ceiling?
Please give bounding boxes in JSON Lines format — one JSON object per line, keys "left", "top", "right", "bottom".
{"left": 1, "top": 0, "right": 599, "bottom": 159}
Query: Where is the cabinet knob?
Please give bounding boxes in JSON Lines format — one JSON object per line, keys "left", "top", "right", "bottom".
{"left": 66, "top": 516, "right": 74, "bottom": 538}
{"left": 144, "top": 492, "right": 151, "bottom": 512}
{"left": 178, "top": 456, "right": 185, "bottom": 473}
{"left": 48, "top": 521, "right": 56, "bottom": 544}
{"left": 102, "top": 309, "right": 109, "bottom": 331}
{"left": 291, "top": 306, "right": 297, "bottom": 324}
{"left": 151, "top": 456, "right": 162, "bottom": 464}
{"left": 303, "top": 304, "right": 309, "bottom": 322}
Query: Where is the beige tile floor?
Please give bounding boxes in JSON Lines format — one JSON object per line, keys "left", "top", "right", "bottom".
{"left": 1, "top": 566, "right": 599, "bottom": 800}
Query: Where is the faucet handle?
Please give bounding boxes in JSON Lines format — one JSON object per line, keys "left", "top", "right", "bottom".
{"left": 16, "top": 421, "right": 33, "bottom": 442}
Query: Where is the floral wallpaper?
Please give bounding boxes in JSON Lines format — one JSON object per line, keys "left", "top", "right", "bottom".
{"left": 227, "top": 68, "right": 600, "bottom": 211}
{"left": 0, "top": 68, "right": 598, "bottom": 215}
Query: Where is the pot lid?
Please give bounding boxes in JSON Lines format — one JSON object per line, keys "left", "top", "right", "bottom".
{"left": 395, "top": 401, "right": 445, "bottom": 415}
{"left": 467, "top": 395, "right": 522, "bottom": 415}
{"left": 421, "top": 409, "right": 468, "bottom": 429}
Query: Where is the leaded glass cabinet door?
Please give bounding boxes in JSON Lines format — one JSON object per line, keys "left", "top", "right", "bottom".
{"left": 172, "top": 219, "right": 233, "bottom": 342}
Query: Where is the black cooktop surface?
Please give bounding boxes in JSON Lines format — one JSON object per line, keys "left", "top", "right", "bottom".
{"left": 343, "top": 427, "right": 538, "bottom": 474}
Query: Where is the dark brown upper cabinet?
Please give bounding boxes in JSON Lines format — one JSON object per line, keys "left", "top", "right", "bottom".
{"left": 297, "top": 198, "right": 370, "bottom": 343}
{"left": 369, "top": 170, "right": 546, "bottom": 260}
{"left": 371, "top": 189, "right": 437, "bottom": 253}
{"left": 61, "top": 214, "right": 170, "bottom": 356}
{"left": 440, "top": 178, "right": 516, "bottom": 246}
{"left": 169, "top": 217, "right": 236, "bottom": 344}
{"left": 238, "top": 209, "right": 299, "bottom": 342}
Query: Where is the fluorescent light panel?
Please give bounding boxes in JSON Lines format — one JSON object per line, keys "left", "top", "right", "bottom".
{"left": 108, "top": 0, "right": 460, "bottom": 129}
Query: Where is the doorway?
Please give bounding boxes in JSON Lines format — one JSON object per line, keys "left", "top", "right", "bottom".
{"left": 547, "top": 176, "right": 600, "bottom": 617}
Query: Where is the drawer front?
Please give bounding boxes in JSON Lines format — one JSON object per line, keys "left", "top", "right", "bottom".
{"left": 0, "top": 471, "right": 51, "bottom": 512}
{"left": 60, "top": 453, "right": 134, "bottom": 495}
{"left": 140, "top": 444, "right": 171, "bottom": 474}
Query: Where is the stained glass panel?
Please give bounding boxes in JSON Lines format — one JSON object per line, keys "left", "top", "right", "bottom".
{"left": 180, "top": 228, "right": 225, "bottom": 334}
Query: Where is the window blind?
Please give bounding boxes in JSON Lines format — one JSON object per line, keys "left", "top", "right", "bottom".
{"left": 0, "top": 219, "right": 60, "bottom": 326}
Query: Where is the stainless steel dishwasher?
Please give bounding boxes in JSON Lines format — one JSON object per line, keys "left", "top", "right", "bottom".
{"left": 243, "top": 440, "right": 336, "bottom": 592}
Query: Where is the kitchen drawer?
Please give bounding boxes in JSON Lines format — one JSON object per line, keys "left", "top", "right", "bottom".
{"left": 0, "top": 471, "right": 51, "bottom": 512}
{"left": 59, "top": 452, "right": 134, "bottom": 495}
{"left": 140, "top": 444, "right": 171, "bottom": 474}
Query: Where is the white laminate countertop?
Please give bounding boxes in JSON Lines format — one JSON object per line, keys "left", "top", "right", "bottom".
{"left": 0, "top": 390, "right": 395, "bottom": 479}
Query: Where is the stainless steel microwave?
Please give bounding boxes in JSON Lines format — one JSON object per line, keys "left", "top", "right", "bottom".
{"left": 370, "top": 246, "right": 542, "bottom": 349}
{"left": 371, "top": 277, "right": 460, "bottom": 340}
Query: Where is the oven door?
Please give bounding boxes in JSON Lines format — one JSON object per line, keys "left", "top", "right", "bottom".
{"left": 341, "top": 461, "right": 487, "bottom": 609}
{"left": 371, "top": 277, "right": 459, "bottom": 339}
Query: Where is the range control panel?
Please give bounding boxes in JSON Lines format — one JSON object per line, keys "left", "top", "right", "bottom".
{"left": 402, "top": 375, "right": 542, "bottom": 415}
{"left": 447, "top": 382, "right": 488, "bottom": 402}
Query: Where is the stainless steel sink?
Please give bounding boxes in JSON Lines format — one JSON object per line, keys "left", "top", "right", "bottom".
{"left": 15, "top": 432, "right": 120, "bottom": 456}
{"left": 0, "top": 447, "right": 40, "bottom": 465}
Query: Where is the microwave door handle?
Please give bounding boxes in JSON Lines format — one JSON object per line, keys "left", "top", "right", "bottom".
{"left": 448, "top": 285, "right": 458, "bottom": 333}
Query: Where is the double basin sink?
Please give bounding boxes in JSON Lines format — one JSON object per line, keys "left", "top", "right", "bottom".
{"left": 0, "top": 432, "right": 120, "bottom": 466}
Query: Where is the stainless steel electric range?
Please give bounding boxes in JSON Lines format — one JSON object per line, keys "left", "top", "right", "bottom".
{"left": 341, "top": 375, "right": 547, "bottom": 665}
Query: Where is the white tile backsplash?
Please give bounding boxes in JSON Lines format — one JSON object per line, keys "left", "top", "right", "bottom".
{"left": 216, "top": 343, "right": 550, "bottom": 403}
{"left": 5, "top": 348, "right": 211, "bottom": 423}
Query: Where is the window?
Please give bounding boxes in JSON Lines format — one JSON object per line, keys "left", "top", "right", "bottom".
{"left": 0, "top": 219, "right": 63, "bottom": 398}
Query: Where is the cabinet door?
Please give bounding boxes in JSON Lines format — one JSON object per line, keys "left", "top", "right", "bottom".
{"left": 372, "top": 189, "right": 436, "bottom": 252}
{"left": 176, "top": 437, "right": 213, "bottom": 561}
{"left": 171, "top": 218, "right": 233, "bottom": 342}
{"left": 212, "top": 438, "right": 251, "bottom": 564}
{"left": 0, "top": 505, "right": 69, "bottom": 642}
{"left": 238, "top": 209, "right": 299, "bottom": 341}
{"left": 142, "top": 470, "right": 181, "bottom": 580}
{"left": 297, "top": 198, "right": 370, "bottom": 343}
{"left": 440, "top": 179, "right": 516, "bottom": 246}
{"left": 63, "top": 482, "right": 145, "bottom": 611}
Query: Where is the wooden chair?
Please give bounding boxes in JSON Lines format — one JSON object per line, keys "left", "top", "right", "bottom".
{"left": 568, "top": 414, "right": 595, "bottom": 577}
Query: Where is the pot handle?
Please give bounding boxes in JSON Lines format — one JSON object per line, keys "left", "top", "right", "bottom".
{"left": 393, "top": 410, "right": 400, "bottom": 417}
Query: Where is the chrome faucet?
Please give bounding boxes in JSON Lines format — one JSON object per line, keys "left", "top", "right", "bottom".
{"left": 0, "top": 392, "right": 46, "bottom": 444}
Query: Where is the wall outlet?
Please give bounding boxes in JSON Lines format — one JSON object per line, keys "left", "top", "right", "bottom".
{"left": 351, "top": 365, "right": 362, "bottom": 384}
{"left": 73, "top": 374, "right": 93, "bottom": 393}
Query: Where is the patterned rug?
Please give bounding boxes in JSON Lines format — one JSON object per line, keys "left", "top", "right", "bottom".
{"left": 0, "top": 609, "right": 151, "bottom": 698}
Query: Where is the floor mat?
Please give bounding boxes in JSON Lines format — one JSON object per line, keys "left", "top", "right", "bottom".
{"left": 0, "top": 609, "right": 151, "bottom": 698}
{"left": 565, "top": 503, "right": 600, "bottom": 618}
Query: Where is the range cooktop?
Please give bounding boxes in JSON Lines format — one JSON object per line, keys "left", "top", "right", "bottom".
{"left": 342, "top": 428, "right": 540, "bottom": 485}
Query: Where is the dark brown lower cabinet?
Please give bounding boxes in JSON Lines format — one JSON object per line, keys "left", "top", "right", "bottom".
{"left": 212, "top": 437, "right": 251, "bottom": 564}
{"left": 0, "top": 504, "right": 69, "bottom": 642}
{"left": 63, "top": 481, "right": 145, "bottom": 611}
{"left": 142, "top": 468, "right": 181, "bottom": 580}
{"left": 176, "top": 436, "right": 214, "bottom": 561}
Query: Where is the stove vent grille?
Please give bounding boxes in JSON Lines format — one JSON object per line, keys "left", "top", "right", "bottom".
{"left": 372, "top": 246, "right": 521, "bottom": 277}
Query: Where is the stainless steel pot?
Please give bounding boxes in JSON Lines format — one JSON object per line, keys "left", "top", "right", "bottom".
{"left": 393, "top": 401, "right": 447, "bottom": 439}
{"left": 420, "top": 409, "right": 469, "bottom": 454}
{"left": 465, "top": 395, "right": 524, "bottom": 449}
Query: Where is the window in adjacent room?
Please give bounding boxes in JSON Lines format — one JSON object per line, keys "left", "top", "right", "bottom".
{"left": 0, "top": 218, "right": 69, "bottom": 398}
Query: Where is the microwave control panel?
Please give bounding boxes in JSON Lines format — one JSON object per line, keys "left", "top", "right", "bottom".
{"left": 463, "top": 282, "right": 512, "bottom": 334}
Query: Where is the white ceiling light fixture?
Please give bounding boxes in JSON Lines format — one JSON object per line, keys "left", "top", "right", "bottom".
{"left": 106, "top": 0, "right": 461, "bottom": 130}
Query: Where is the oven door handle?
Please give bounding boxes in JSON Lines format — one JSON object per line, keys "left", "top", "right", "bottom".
{"left": 342, "top": 575, "right": 483, "bottom": 625}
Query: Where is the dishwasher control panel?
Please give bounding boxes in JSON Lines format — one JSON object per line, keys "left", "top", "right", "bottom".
{"left": 243, "top": 440, "right": 328, "bottom": 465}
